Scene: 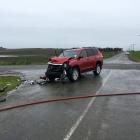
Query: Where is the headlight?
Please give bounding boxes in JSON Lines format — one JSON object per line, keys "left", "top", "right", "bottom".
{"left": 63, "top": 62, "right": 68, "bottom": 68}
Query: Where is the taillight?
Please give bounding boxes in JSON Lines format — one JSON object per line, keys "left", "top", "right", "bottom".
{"left": 100, "top": 52, "right": 104, "bottom": 58}
{"left": 98, "top": 50, "right": 103, "bottom": 58}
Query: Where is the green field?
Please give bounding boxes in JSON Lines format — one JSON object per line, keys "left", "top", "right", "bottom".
{"left": 102, "top": 51, "right": 119, "bottom": 59}
{"left": 0, "top": 56, "right": 49, "bottom": 65}
{"left": 0, "top": 76, "right": 21, "bottom": 97}
{"left": 0, "top": 48, "right": 62, "bottom": 65}
{"left": 128, "top": 51, "right": 140, "bottom": 62}
{"left": 0, "top": 48, "right": 121, "bottom": 65}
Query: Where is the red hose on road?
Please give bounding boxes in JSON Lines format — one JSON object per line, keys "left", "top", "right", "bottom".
{"left": 0, "top": 92, "right": 140, "bottom": 112}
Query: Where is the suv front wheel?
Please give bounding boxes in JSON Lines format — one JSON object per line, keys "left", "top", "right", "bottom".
{"left": 94, "top": 64, "right": 101, "bottom": 76}
{"left": 48, "top": 76, "right": 55, "bottom": 82}
{"left": 68, "top": 68, "right": 80, "bottom": 82}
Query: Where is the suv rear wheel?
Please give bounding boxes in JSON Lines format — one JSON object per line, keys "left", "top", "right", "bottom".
{"left": 94, "top": 64, "right": 101, "bottom": 76}
{"left": 68, "top": 68, "right": 80, "bottom": 82}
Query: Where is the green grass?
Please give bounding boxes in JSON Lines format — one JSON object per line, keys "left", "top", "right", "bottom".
{"left": 0, "top": 48, "right": 61, "bottom": 65}
{"left": 0, "top": 56, "right": 50, "bottom": 65}
{"left": 103, "top": 51, "right": 119, "bottom": 59}
{"left": 0, "top": 48, "right": 63, "bottom": 56}
{"left": 128, "top": 51, "right": 140, "bottom": 62}
{"left": 0, "top": 76, "right": 21, "bottom": 97}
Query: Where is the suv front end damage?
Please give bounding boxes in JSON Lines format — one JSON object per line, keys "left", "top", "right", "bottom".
{"left": 45, "top": 62, "right": 69, "bottom": 81}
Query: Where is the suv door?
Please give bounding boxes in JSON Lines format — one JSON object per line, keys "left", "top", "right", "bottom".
{"left": 78, "top": 50, "right": 90, "bottom": 72}
{"left": 86, "top": 49, "right": 98, "bottom": 69}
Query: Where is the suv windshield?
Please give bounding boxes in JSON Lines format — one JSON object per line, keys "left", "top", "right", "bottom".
{"left": 59, "top": 50, "right": 77, "bottom": 58}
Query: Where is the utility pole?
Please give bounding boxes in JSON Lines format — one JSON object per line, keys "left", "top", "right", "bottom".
{"left": 130, "top": 44, "right": 136, "bottom": 52}
{"left": 137, "top": 34, "right": 140, "bottom": 50}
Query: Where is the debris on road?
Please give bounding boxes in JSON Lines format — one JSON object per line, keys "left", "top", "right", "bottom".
{"left": 22, "top": 79, "right": 48, "bottom": 86}
{"left": 23, "top": 80, "right": 36, "bottom": 85}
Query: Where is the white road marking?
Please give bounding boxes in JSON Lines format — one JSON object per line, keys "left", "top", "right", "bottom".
{"left": 63, "top": 70, "right": 112, "bottom": 140}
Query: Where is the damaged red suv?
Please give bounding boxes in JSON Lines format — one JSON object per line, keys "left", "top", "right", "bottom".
{"left": 45, "top": 47, "right": 103, "bottom": 82}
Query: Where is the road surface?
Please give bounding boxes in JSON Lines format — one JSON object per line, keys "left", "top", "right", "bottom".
{"left": 0, "top": 53, "right": 140, "bottom": 140}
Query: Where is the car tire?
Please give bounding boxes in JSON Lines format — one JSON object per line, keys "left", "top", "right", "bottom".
{"left": 94, "top": 64, "right": 101, "bottom": 76}
{"left": 48, "top": 77, "right": 55, "bottom": 82}
{"left": 68, "top": 68, "right": 80, "bottom": 82}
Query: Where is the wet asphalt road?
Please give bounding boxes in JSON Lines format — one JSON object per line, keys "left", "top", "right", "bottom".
{"left": 0, "top": 53, "right": 140, "bottom": 140}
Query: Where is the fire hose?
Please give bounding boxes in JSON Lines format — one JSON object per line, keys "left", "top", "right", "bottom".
{"left": 0, "top": 92, "right": 140, "bottom": 112}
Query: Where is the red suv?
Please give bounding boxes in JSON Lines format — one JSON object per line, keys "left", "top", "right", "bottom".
{"left": 45, "top": 47, "right": 103, "bottom": 82}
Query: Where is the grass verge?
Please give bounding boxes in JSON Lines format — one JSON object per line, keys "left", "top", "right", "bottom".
{"left": 0, "top": 76, "right": 21, "bottom": 97}
{"left": 128, "top": 51, "right": 140, "bottom": 62}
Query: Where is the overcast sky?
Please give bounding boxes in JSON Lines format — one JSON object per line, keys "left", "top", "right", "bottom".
{"left": 0, "top": 0, "right": 140, "bottom": 50}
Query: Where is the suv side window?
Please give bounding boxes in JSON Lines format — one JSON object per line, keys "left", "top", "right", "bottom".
{"left": 86, "top": 49, "right": 94, "bottom": 57}
{"left": 79, "top": 50, "right": 87, "bottom": 58}
{"left": 86, "top": 48, "right": 98, "bottom": 56}
{"left": 92, "top": 48, "right": 98, "bottom": 55}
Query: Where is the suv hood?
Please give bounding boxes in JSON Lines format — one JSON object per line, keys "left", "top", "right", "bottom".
{"left": 49, "top": 57, "right": 69, "bottom": 64}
